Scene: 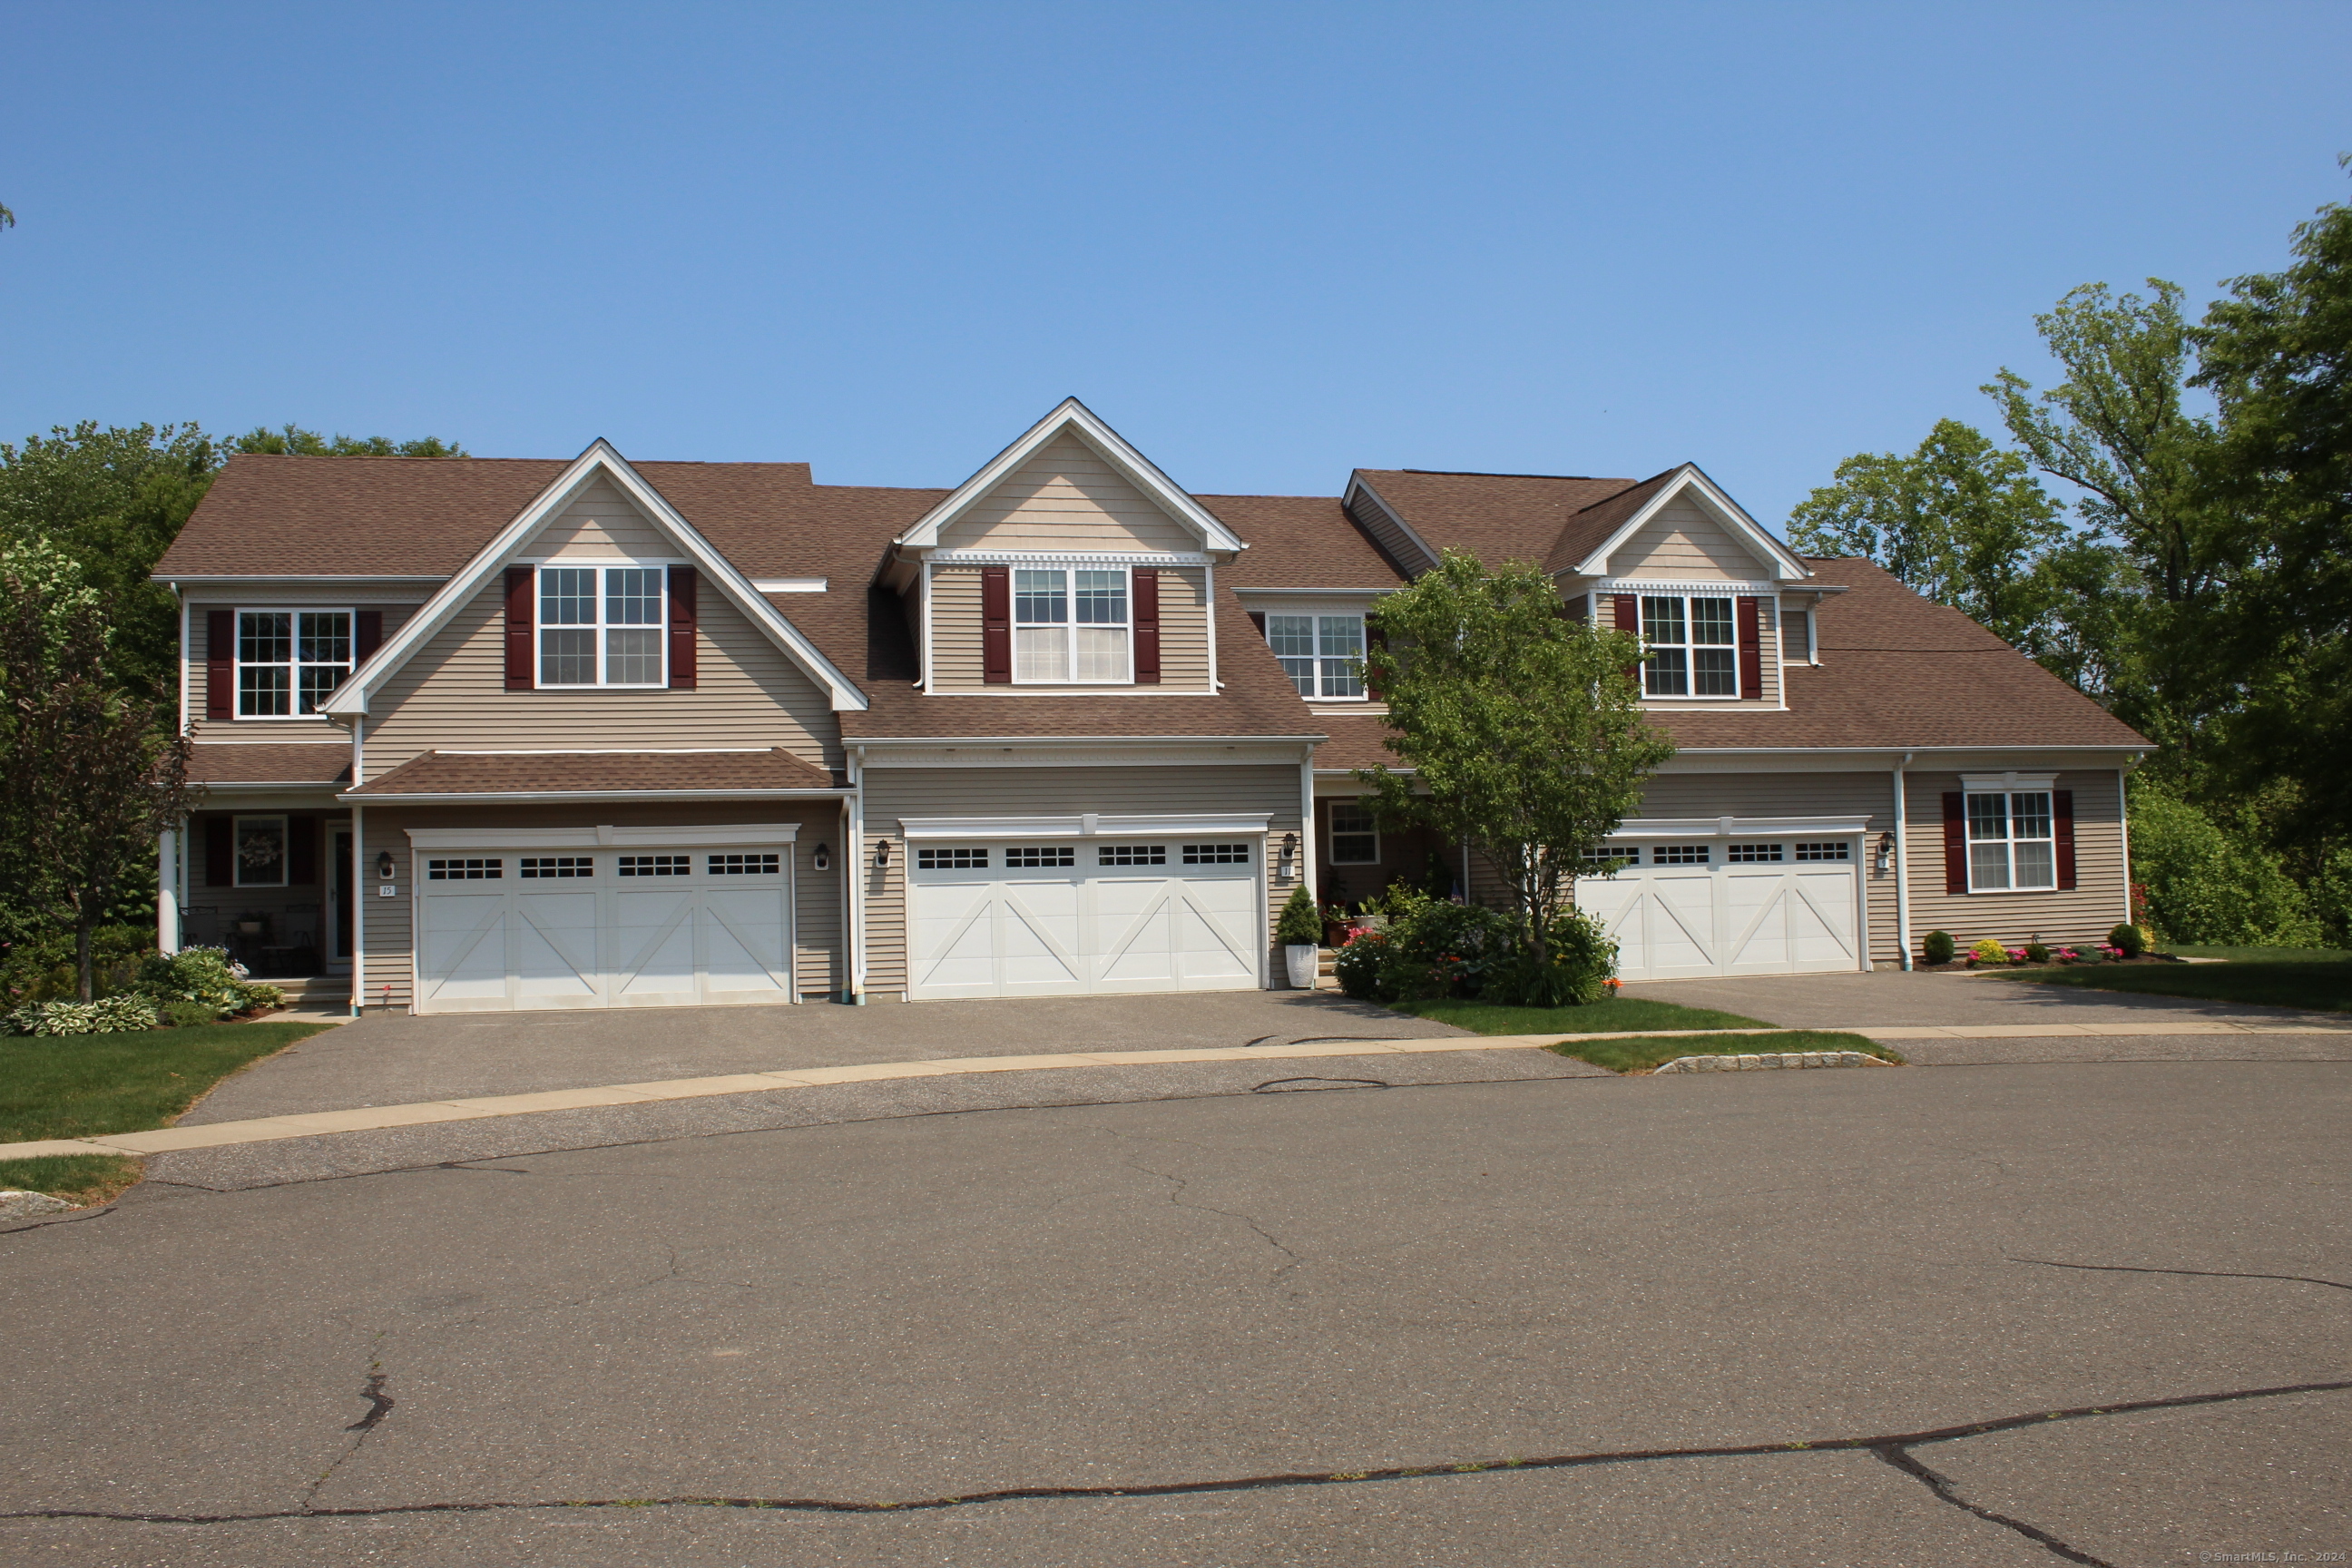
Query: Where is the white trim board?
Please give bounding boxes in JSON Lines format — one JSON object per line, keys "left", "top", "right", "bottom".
{"left": 348, "top": 788, "right": 848, "bottom": 806}
{"left": 318, "top": 439, "right": 868, "bottom": 716}
{"left": 406, "top": 823, "right": 804, "bottom": 850}
{"left": 1602, "top": 815, "right": 1872, "bottom": 839}
{"left": 893, "top": 398, "right": 1246, "bottom": 555}
{"left": 897, "top": 813, "right": 1273, "bottom": 841}
{"left": 1569, "top": 466, "right": 1812, "bottom": 583}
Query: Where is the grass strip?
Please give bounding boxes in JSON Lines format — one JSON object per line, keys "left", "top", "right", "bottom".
{"left": 2159, "top": 944, "right": 2352, "bottom": 964}
{"left": 1548, "top": 1030, "right": 1900, "bottom": 1074}
{"left": 1391, "top": 995, "right": 1772, "bottom": 1036}
{"left": 1996, "top": 960, "right": 2352, "bottom": 1013}
{"left": 0, "top": 1018, "right": 338, "bottom": 1202}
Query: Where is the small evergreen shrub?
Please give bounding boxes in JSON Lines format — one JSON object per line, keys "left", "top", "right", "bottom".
{"left": 1482, "top": 908, "right": 1617, "bottom": 1007}
{"left": 5, "top": 995, "right": 159, "bottom": 1036}
{"left": 1371, "top": 897, "right": 1516, "bottom": 1002}
{"left": 1922, "top": 930, "right": 1955, "bottom": 965}
{"left": 1275, "top": 885, "right": 1325, "bottom": 946}
{"left": 1970, "top": 937, "right": 2010, "bottom": 965}
{"left": 2107, "top": 923, "right": 2144, "bottom": 957}
{"left": 2024, "top": 941, "right": 2051, "bottom": 965}
{"left": 133, "top": 947, "right": 250, "bottom": 1014}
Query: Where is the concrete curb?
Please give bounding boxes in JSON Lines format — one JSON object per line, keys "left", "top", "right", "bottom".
{"left": 1652, "top": 1050, "right": 1891, "bottom": 1074}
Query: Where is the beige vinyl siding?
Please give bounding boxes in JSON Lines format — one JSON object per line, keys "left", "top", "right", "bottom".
{"left": 937, "top": 432, "right": 1195, "bottom": 553}
{"left": 1904, "top": 769, "right": 2128, "bottom": 954}
{"left": 927, "top": 564, "right": 1211, "bottom": 691}
{"left": 361, "top": 578, "right": 839, "bottom": 775}
{"left": 187, "top": 601, "right": 419, "bottom": 742}
{"left": 858, "top": 763, "right": 1305, "bottom": 998}
{"left": 1615, "top": 498, "right": 1769, "bottom": 580}
{"left": 359, "top": 801, "right": 846, "bottom": 1011}
{"left": 527, "top": 478, "right": 671, "bottom": 558}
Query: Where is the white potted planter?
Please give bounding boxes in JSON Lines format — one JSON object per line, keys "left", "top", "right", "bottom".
{"left": 1284, "top": 944, "right": 1318, "bottom": 989}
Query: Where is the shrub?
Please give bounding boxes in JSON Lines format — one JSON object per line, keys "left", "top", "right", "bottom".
{"left": 5, "top": 995, "right": 159, "bottom": 1036}
{"left": 2024, "top": 941, "right": 2050, "bottom": 965}
{"left": 133, "top": 947, "right": 250, "bottom": 1014}
{"left": 1275, "top": 885, "right": 1325, "bottom": 946}
{"left": 1967, "top": 937, "right": 2007, "bottom": 965}
{"left": 1, "top": 924, "right": 154, "bottom": 1004}
{"left": 1482, "top": 908, "right": 1617, "bottom": 1007}
{"left": 2128, "top": 785, "right": 2319, "bottom": 946}
{"left": 235, "top": 981, "right": 286, "bottom": 1013}
{"left": 2107, "top": 923, "right": 2144, "bottom": 957}
{"left": 1922, "top": 930, "right": 1955, "bottom": 965}
{"left": 1372, "top": 898, "right": 1516, "bottom": 1002}
{"left": 1333, "top": 929, "right": 1387, "bottom": 1000}
{"left": 161, "top": 998, "right": 220, "bottom": 1027}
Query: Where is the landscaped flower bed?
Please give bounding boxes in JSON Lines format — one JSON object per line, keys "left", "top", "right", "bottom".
{"left": 1914, "top": 925, "right": 2176, "bottom": 970}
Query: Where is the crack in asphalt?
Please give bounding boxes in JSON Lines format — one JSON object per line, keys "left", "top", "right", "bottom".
{"left": 2009, "top": 1256, "right": 2352, "bottom": 1292}
{"left": 300, "top": 1346, "right": 394, "bottom": 1508}
{"left": 11, "top": 1379, "right": 2343, "bottom": 1533}
{"left": 1121, "top": 1156, "right": 1305, "bottom": 1297}
{"left": 344, "top": 1373, "right": 395, "bottom": 1433}
{"left": 1252, "top": 1077, "right": 1389, "bottom": 1093}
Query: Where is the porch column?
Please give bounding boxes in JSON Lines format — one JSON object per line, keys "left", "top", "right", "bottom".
{"left": 157, "top": 828, "right": 181, "bottom": 955}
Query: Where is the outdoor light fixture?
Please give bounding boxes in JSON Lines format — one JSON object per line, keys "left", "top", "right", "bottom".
{"left": 375, "top": 850, "right": 395, "bottom": 879}
{"left": 876, "top": 838, "right": 892, "bottom": 868}
{"left": 811, "top": 843, "right": 830, "bottom": 872}
{"left": 1874, "top": 832, "right": 1894, "bottom": 873}
{"left": 1280, "top": 832, "right": 1299, "bottom": 876}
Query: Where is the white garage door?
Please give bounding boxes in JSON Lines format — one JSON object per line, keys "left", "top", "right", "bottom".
{"left": 1575, "top": 836, "right": 1863, "bottom": 981}
{"left": 415, "top": 842, "right": 794, "bottom": 1013}
{"left": 908, "top": 838, "right": 1263, "bottom": 999}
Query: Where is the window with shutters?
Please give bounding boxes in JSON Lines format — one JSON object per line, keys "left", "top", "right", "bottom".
{"left": 537, "top": 565, "right": 668, "bottom": 688}
{"left": 236, "top": 610, "right": 353, "bottom": 716}
{"left": 1966, "top": 790, "right": 2056, "bottom": 891}
{"left": 1265, "top": 614, "right": 1366, "bottom": 698}
{"left": 1012, "top": 567, "right": 1130, "bottom": 682}
{"left": 234, "top": 816, "right": 289, "bottom": 887}
{"left": 1640, "top": 595, "right": 1738, "bottom": 698}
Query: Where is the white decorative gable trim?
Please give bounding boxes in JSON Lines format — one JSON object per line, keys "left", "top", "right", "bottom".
{"left": 1571, "top": 466, "right": 1812, "bottom": 583}
{"left": 321, "top": 440, "right": 867, "bottom": 714}
{"left": 893, "top": 397, "right": 1247, "bottom": 554}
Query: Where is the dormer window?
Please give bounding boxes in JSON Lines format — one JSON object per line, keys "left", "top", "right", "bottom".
{"left": 1014, "top": 567, "right": 1129, "bottom": 682}
{"left": 539, "top": 565, "right": 667, "bottom": 687}
{"left": 1642, "top": 594, "right": 1738, "bottom": 699}
{"left": 1268, "top": 614, "right": 1365, "bottom": 699}
{"left": 237, "top": 610, "right": 352, "bottom": 716}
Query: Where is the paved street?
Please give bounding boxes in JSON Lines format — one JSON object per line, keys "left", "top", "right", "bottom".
{"left": 5, "top": 1049, "right": 2346, "bottom": 1565}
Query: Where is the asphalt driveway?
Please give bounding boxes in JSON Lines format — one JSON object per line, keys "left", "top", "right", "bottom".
{"left": 1622, "top": 965, "right": 2349, "bottom": 1029}
{"left": 5, "top": 1059, "right": 2345, "bottom": 1565}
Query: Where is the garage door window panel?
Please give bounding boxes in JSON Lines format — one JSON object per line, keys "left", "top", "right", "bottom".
{"left": 537, "top": 565, "right": 667, "bottom": 688}
{"left": 1642, "top": 595, "right": 1738, "bottom": 699}
{"left": 1968, "top": 790, "right": 2055, "bottom": 891}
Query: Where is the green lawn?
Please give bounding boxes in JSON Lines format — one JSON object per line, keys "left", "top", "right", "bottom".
{"left": 0, "top": 1018, "right": 336, "bottom": 1205}
{"left": 1547, "top": 1030, "right": 1900, "bottom": 1074}
{"left": 2158, "top": 944, "right": 2352, "bottom": 964}
{"left": 2001, "top": 960, "right": 2352, "bottom": 1013}
{"left": 1389, "top": 995, "right": 1773, "bottom": 1036}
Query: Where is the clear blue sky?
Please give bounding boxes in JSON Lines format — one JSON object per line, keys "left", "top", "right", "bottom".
{"left": 5, "top": 2, "right": 2347, "bottom": 524}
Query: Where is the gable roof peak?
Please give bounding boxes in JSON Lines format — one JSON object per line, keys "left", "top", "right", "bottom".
{"left": 892, "top": 397, "right": 1247, "bottom": 554}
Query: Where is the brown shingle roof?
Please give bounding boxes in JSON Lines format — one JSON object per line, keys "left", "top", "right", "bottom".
{"left": 188, "top": 742, "right": 352, "bottom": 786}
{"left": 1207, "top": 495, "right": 1405, "bottom": 589}
{"left": 345, "top": 748, "right": 838, "bottom": 797}
{"left": 1351, "top": 468, "right": 1641, "bottom": 573}
{"left": 1542, "top": 468, "right": 1681, "bottom": 574}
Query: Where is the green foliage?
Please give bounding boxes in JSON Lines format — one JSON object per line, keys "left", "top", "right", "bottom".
{"left": 1970, "top": 937, "right": 2011, "bottom": 965}
{"left": 1787, "top": 418, "right": 2067, "bottom": 652}
{"left": 1357, "top": 551, "right": 1671, "bottom": 962}
{"left": 231, "top": 425, "right": 466, "bottom": 458}
{"left": 1332, "top": 929, "right": 1387, "bottom": 1000}
{"left": 2128, "top": 784, "right": 2319, "bottom": 946}
{"left": 1330, "top": 894, "right": 1608, "bottom": 1007}
{"left": 1921, "top": 929, "right": 1955, "bottom": 965}
{"left": 160, "top": 999, "right": 220, "bottom": 1028}
{"left": 2106, "top": 923, "right": 2143, "bottom": 956}
{"left": 0, "top": 1153, "right": 141, "bottom": 1208}
{"left": 1395, "top": 995, "right": 1769, "bottom": 1035}
{"left": 0, "top": 1018, "right": 332, "bottom": 1142}
{"left": 1, "top": 924, "right": 151, "bottom": 1004}
{"left": 132, "top": 947, "right": 250, "bottom": 1012}
{"left": 1481, "top": 908, "right": 1616, "bottom": 1007}
{"left": 5, "top": 995, "right": 158, "bottom": 1036}
{"left": 2007, "top": 959, "right": 2352, "bottom": 1013}
{"left": 1547, "top": 1030, "right": 1898, "bottom": 1074}
{"left": 2024, "top": 941, "right": 2051, "bottom": 965}
{"left": 1275, "top": 885, "right": 1324, "bottom": 946}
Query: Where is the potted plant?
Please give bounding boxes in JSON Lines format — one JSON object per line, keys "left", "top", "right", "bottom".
{"left": 1277, "top": 886, "right": 1324, "bottom": 989}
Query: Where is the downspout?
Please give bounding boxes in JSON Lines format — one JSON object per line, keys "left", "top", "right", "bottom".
{"left": 160, "top": 584, "right": 189, "bottom": 957}
{"left": 846, "top": 746, "right": 867, "bottom": 1004}
{"left": 1893, "top": 751, "right": 1914, "bottom": 971}
{"left": 1298, "top": 750, "right": 1317, "bottom": 905}
{"left": 349, "top": 716, "right": 367, "bottom": 1017}
{"left": 2116, "top": 763, "right": 2134, "bottom": 927}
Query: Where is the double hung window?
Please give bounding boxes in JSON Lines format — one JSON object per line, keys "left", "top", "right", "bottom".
{"left": 539, "top": 566, "right": 666, "bottom": 687}
{"left": 1966, "top": 791, "right": 2055, "bottom": 891}
{"left": 1014, "top": 567, "right": 1129, "bottom": 682}
{"left": 237, "top": 611, "right": 352, "bottom": 716}
{"left": 1641, "top": 595, "right": 1738, "bottom": 698}
{"left": 1267, "top": 615, "right": 1366, "bottom": 698}
{"left": 1328, "top": 803, "right": 1378, "bottom": 864}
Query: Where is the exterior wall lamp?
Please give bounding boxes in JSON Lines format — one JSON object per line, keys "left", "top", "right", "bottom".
{"left": 811, "top": 843, "right": 830, "bottom": 872}
{"left": 375, "top": 850, "right": 395, "bottom": 879}
{"left": 1874, "top": 832, "right": 1894, "bottom": 874}
{"left": 1280, "top": 832, "right": 1298, "bottom": 878}
{"left": 876, "top": 838, "right": 892, "bottom": 869}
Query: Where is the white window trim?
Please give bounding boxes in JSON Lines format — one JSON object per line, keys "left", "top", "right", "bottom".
{"left": 233, "top": 813, "right": 290, "bottom": 887}
{"left": 534, "top": 563, "right": 669, "bottom": 691}
{"left": 1965, "top": 789, "right": 2059, "bottom": 893}
{"left": 1639, "top": 593, "right": 1742, "bottom": 701}
{"left": 1326, "top": 800, "right": 1379, "bottom": 865}
{"left": 234, "top": 606, "right": 356, "bottom": 720}
{"left": 1011, "top": 564, "right": 1133, "bottom": 686}
{"left": 1265, "top": 612, "right": 1369, "bottom": 701}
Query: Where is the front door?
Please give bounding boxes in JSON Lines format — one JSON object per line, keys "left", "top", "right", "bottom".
{"left": 329, "top": 830, "right": 355, "bottom": 970}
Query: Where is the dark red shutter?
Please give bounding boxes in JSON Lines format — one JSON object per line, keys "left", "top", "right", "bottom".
{"left": 668, "top": 566, "right": 698, "bottom": 690}
{"left": 354, "top": 609, "right": 383, "bottom": 665}
{"left": 1247, "top": 611, "right": 1267, "bottom": 636}
{"left": 206, "top": 610, "right": 234, "bottom": 720}
{"left": 504, "top": 567, "right": 534, "bottom": 691}
{"left": 204, "top": 818, "right": 232, "bottom": 887}
{"left": 1365, "top": 621, "right": 1387, "bottom": 699}
{"left": 1943, "top": 792, "right": 1968, "bottom": 895}
{"left": 2054, "top": 789, "right": 2076, "bottom": 890}
{"left": 1736, "top": 596, "right": 1761, "bottom": 698}
{"left": 1132, "top": 567, "right": 1160, "bottom": 683}
{"left": 288, "top": 817, "right": 317, "bottom": 886}
{"left": 1612, "top": 594, "right": 1640, "bottom": 682}
{"left": 981, "top": 566, "right": 1011, "bottom": 683}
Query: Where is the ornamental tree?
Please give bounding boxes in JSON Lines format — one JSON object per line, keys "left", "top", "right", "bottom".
{"left": 1354, "top": 550, "right": 1672, "bottom": 965}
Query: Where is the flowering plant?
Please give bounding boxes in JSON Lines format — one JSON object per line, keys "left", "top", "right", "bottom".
{"left": 2053, "top": 946, "right": 2081, "bottom": 963}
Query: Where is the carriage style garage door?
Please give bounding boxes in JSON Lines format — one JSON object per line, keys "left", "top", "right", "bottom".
{"left": 904, "top": 818, "right": 1267, "bottom": 999}
{"left": 411, "top": 828, "right": 796, "bottom": 1014}
{"left": 1573, "top": 821, "right": 1867, "bottom": 981}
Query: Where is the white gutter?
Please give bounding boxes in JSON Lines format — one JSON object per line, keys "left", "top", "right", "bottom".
{"left": 334, "top": 788, "right": 853, "bottom": 805}
{"left": 1298, "top": 747, "right": 1317, "bottom": 909}
{"left": 1893, "top": 751, "right": 1914, "bottom": 971}
{"left": 847, "top": 746, "right": 867, "bottom": 1003}
{"left": 350, "top": 802, "right": 366, "bottom": 1017}
{"left": 2116, "top": 766, "right": 2134, "bottom": 926}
